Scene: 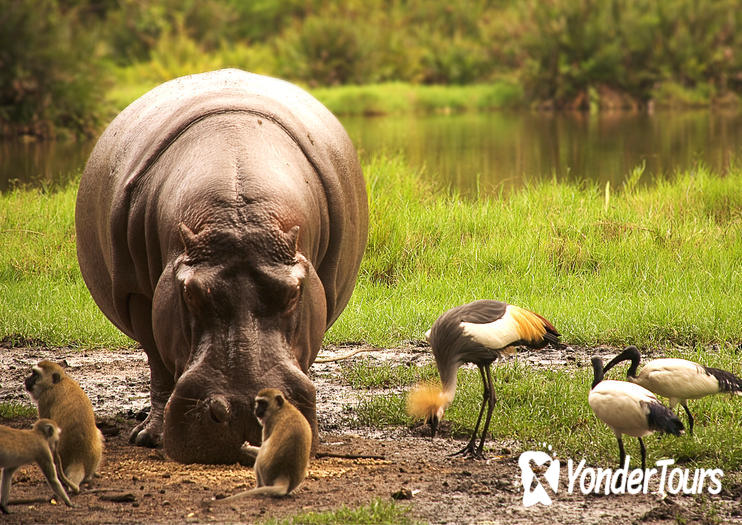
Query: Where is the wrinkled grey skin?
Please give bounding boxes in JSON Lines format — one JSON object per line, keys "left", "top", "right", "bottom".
{"left": 75, "top": 69, "right": 368, "bottom": 464}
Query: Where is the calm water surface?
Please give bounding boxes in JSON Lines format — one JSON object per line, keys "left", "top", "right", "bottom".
{"left": 2, "top": 110, "right": 741, "bottom": 194}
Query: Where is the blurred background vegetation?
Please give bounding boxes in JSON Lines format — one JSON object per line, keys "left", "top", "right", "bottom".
{"left": 1, "top": 0, "right": 741, "bottom": 138}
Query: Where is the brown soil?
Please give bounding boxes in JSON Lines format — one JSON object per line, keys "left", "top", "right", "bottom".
{"left": 1, "top": 345, "right": 741, "bottom": 524}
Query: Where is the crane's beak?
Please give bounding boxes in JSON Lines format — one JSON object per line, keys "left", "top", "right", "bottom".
{"left": 429, "top": 415, "right": 439, "bottom": 438}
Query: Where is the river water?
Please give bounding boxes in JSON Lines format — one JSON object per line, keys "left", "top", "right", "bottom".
{"left": 2, "top": 110, "right": 741, "bottom": 195}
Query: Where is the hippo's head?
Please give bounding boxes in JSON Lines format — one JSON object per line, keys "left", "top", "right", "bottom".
{"left": 156, "top": 222, "right": 322, "bottom": 464}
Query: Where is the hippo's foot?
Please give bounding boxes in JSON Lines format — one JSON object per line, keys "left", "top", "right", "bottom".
{"left": 129, "top": 413, "right": 163, "bottom": 447}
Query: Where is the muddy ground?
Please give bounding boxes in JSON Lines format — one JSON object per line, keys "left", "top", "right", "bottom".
{"left": 0, "top": 344, "right": 740, "bottom": 524}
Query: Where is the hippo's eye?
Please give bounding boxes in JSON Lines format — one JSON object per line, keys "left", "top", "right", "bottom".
{"left": 181, "top": 275, "right": 207, "bottom": 311}
{"left": 283, "top": 283, "right": 301, "bottom": 314}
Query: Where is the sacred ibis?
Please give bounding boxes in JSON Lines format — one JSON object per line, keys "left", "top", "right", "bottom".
{"left": 406, "top": 300, "right": 560, "bottom": 458}
{"left": 589, "top": 356, "right": 684, "bottom": 470}
{"left": 602, "top": 345, "right": 742, "bottom": 434}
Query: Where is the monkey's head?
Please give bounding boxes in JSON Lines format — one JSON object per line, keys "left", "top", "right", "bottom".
{"left": 25, "top": 360, "right": 67, "bottom": 401}
{"left": 33, "top": 418, "right": 62, "bottom": 450}
{"left": 253, "top": 388, "right": 286, "bottom": 427}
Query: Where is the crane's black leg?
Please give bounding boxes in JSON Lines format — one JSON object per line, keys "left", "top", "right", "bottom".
{"left": 450, "top": 365, "right": 488, "bottom": 458}
{"left": 680, "top": 401, "right": 694, "bottom": 435}
{"left": 616, "top": 436, "right": 625, "bottom": 469}
{"left": 638, "top": 437, "right": 646, "bottom": 472}
{"left": 475, "top": 364, "right": 497, "bottom": 457}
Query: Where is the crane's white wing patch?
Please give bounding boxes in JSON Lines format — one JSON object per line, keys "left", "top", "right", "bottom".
{"left": 460, "top": 305, "right": 522, "bottom": 349}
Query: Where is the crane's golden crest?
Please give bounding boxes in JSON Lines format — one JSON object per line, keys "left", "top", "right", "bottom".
{"left": 406, "top": 382, "right": 448, "bottom": 421}
{"left": 508, "top": 305, "right": 548, "bottom": 343}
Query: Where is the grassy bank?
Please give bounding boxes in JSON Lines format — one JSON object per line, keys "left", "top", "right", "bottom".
{"left": 106, "top": 78, "right": 525, "bottom": 117}
{"left": 1, "top": 155, "right": 741, "bottom": 348}
{"left": 327, "top": 156, "right": 742, "bottom": 348}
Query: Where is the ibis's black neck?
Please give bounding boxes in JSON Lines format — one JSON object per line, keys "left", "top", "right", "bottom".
{"left": 603, "top": 345, "right": 642, "bottom": 378}
{"left": 591, "top": 357, "right": 604, "bottom": 390}
{"left": 623, "top": 346, "right": 641, "bottom": 377}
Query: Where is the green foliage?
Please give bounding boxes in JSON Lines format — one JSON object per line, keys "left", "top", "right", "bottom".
{"left": 520, "top": 0, "right": 742, "bottom": 107}
{"left": 5, "top": 0, "right": 742, "bottom": 134}
{"left": 262, "top": 498, "right": 414, "bottom": 525}
{"left": 0, "top": 0, "right": 108, "bottom": 137}
{"left": 309, "top": 82, "right": 524, "bottom": 117}
{"left": 0, "top": 403, "right": 37, "bottom": 419}
{"left": 0, "top": 183, "right": 132, "bottom": 347}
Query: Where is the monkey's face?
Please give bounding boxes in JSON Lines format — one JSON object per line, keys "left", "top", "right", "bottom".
{"left": 253, "top": 389, "right": 285, "bottom": 427}
{"left": 24, "top": 362, "right": 63, "bottom": 400}
{"left": 254, "top": 398, "right": 269, "bottom": 424}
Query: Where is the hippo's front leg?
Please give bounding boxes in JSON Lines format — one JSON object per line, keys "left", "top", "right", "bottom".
{"left": 127, "top": 294, "right": 175, "bottom": 447}
{"left": 129, "top": 355, "right": 172, "bottom": 447}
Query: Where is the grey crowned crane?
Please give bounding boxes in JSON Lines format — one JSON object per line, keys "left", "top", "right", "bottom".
{"left": 589, "top": 356, "right": 684, "bottom": 470}
{"left": 406, "top": 300, "right": 560, "bottom": 458}
{"left": 602, "top": 345, "right": 742, "bottom": 434}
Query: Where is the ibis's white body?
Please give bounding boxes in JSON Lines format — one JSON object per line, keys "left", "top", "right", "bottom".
{"left": 588, "top": 379, "right": 661, "bottom": 438}
{"left": 629, "top": 358, "right": 720, "bottom": 404}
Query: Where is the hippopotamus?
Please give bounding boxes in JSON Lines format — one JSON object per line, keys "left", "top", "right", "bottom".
{"left": 75, "top": 69, "right": 368, "bottom": 464}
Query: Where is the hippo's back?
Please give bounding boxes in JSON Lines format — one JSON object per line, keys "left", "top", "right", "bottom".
{"left": 76, "top": 69, "right": 368, "bottom": 339}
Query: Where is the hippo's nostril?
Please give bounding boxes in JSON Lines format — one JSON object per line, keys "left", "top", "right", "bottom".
{"left": 208, "top": 396, "right": 230, "bottom": 423}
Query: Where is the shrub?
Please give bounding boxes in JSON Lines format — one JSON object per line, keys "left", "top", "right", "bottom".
{"left": 0, "top": 0, "right": 108, "bottom": 137}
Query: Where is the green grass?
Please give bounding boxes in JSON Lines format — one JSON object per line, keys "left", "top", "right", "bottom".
{"left": 107, "top": 78, "right": 526, "bottom": 117}
{"left": 0, "top": 403, "right": 37, "bottom": 419}
{"left": 0, "top": 185, "right": 132, "bottom": 347}
{"left": 1, "top": 155, "right": 741, "bottom": 348}
{"left": 310, "top": 81, "right": 525, "bottom": 116}
{"left": 261, "top": 498, "right": 414, "bottom": 525}
{"left": 326, "top": 155, "right": 742, "bottom": 348}
{"left": 341, "top": 358, "right": 437, "bottom": 390}
{"left": 350, "top": 345, "right": 742, "bottom": 471}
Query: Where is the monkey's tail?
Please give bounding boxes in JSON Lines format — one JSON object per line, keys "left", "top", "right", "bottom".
{"left": 217, "top": 476, "right": 292, "bottom": 502}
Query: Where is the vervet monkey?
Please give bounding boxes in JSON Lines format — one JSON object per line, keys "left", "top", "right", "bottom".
{"left": 220, "top": 388, "right": 312, "bottom": 501}
{"left": 25, "top": 360, "right": 104, "bottom": 487}
{"left": 0, "top": 419, "right": 74, "bottom": 513}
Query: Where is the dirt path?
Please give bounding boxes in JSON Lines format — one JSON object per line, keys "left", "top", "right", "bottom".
{"left": 0, "top": 345, "right": 740, "bottom": 524}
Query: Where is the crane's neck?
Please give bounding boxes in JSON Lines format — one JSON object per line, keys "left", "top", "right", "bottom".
{"left": 438, "top": 362, "right": 458, "bottom": 407}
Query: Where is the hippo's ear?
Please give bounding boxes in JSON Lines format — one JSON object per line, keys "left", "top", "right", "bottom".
{"left": 179, "top": 223, "right": 198, "bottom": 254}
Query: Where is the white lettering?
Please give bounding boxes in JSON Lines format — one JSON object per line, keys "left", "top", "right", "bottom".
{"left": 580, "top": 467, "right": 596, "bottom": 493}
{"left": 566, "top": 459, "right": 585, "bottom": 493}
{"left": 707, "top": 469, "right": 724, "bottom": 495}
{"left": 627, "top": 468, "right": 643, "bottom": 494}
{"left": 655, "top": 459, "right": 675, "bottom": 495}
{"left": 596, "top": 467, "right": 612, "bottom": 495}
{"left": 521, "top": 450, "right": 725, "bottom": 506}
{"left": 610, "top": 455, "right": 631, "bottom": 494}
{"left": 683, "top": 468, "right": 700, "bottom": 495}
{"left": 667, "top": 468, "right": 683, "bottom": 495}
{"left": 642, "top": 468, "right": 657, "bottom": 493}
